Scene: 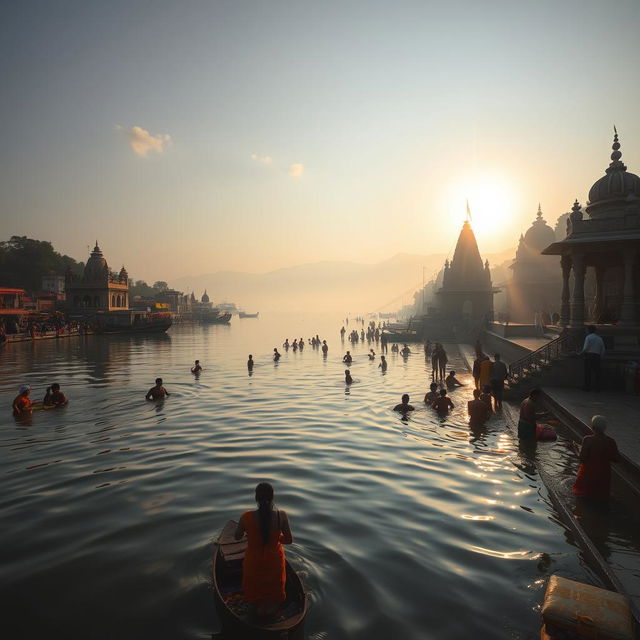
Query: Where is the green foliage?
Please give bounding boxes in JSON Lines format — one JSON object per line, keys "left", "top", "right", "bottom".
{"left": 129, "top": 280, "right": 158, "bottom": 297}
{"left": 0, "top": 236, "right": 84, "bottom": 292}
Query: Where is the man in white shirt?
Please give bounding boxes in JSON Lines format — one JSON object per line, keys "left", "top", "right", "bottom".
{"left": 579, "top": 325, "right": 605, "bottom": 391}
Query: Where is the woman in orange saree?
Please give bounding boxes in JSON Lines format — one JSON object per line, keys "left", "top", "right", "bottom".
{"left": 235, "top": 482, "right": 293, "bottom": 616}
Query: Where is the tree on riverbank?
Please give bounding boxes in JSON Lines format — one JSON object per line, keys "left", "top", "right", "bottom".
{"left": 0, "top": 236, "right": 83, "bottom": 292}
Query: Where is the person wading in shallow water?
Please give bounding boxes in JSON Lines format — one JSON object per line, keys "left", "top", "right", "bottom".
{"left": 234, "top": 482, "right": 293, "bottom": 619}
{"left": 393, "top": 393, "right": 414, "bottom": 414}
{"left": 146, "top": 378, "right": 170, "bottom": 400}
{"left": 572, "top": 415, "right": 621, "bottom": 501}
{"left": 518, "top": 388, "right": 545, "bottom": 439}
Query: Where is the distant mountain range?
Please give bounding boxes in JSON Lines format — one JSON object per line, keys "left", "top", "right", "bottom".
{"left": 172, "top": 249, "right": 515, "bottom": 313}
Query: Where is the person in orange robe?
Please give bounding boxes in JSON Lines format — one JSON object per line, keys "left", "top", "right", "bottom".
{"left": 235, "top": 482, "right": 293, "bottom": 616}
{"left": 572, "top": 415, "right": 621, "bottom": 501}
{"left": 12, "top": 385, "right": 33, "bottom": 416}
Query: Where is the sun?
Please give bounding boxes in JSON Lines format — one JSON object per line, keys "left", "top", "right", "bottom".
{"left": 441, "top": 172, "right": 518, "bottom": 248}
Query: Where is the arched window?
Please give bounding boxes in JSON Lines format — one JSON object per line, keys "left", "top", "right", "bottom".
{"left": 83, "top": 295, "right": 91, "bottom": 308}
{"left": 111, "top": 295, "right": 116, "bottom": 307}
{"left": 117, "top": 295, "right": 122, "bottom": 307}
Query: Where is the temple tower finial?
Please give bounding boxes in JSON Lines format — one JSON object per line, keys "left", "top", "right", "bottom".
{"left": 465, "top": 199, "right": 472, "bottom": 223}
{"left": 608, "top": 126, "right": 626, "bottom": 172}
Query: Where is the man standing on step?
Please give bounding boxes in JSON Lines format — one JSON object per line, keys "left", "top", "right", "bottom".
{"left": 579, "top": 325, "right": 605, "bottom": 392}
{"left": 489, "top": 353, "right": 508, "bottom": 410}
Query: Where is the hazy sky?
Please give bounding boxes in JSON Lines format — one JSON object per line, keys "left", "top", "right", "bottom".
{"left": 1, "top": 0, "right": 639, "bottom": 282}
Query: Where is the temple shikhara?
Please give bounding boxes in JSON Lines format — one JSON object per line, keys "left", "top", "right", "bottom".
{"left": 543, "top": 130, "right": 640, "bottom": 349}
{"left": 65, "top": 243, "right": 129, "bottom": 311}
{"left": 506, "top": 205, "right": 560, "bottom": 324}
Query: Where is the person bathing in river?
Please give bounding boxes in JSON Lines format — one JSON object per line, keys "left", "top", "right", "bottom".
{"left": 343, "top": 351, "right": 353, "bottom": 365}
{"left": 283, "top": 338, "right": 289, "bottom": 350}
{"left": 424, "top": 382, "right": 439, "bottom": 405}
{"left": 345, "top": 369, "right": 353, "bottom": 385}
{"left": 322, "top": 340, "right": 328, "bottom": 355}
{"left": 291, "top": 339, "right": 298, "bottom": 351}
{"left": 391, "top": 343, "right": 399, "bottom": 353}
{"left": 273, "top": 348, "right": 281, "bottom": 362}
{"left": 572, "top": 415, "right": 621, "bottom": 501}
{"left": 298, "top": 338, "right": 304, "bottom": 351}
{"left": 479, "top": 385, "right": 493, "bottom": 413}
{"left": 518, "top": 388, "right": 546, "bottom": 440}
{"left": 43, "top": 383, "right": 68, "bottom": 407}
{"left": 191, "top": 360, "right": 202, "bottom": 374}
{"left": 247, "top": 355, "right": 254, "bottom": 371}
{"left": 235, "top": 482, "right": 293, "bottom": 619}
{"left": 432, "top": 389, "right": 454, "bottom": 415}
{"left": 368, "top": 349, "right": 375, "bottom": 360}
{"left": 468, "top": 389, "right": 490, "bottom": 427}
{"left": 400, "top": 344, "right": 411, "bottom": 357}
{"left": 379, "top": 355, "right": 387, "bottom": 372}
{"left": 146, "top": 378, "right": 170, "bottom": 401}
{"left": 12, "top": 385, "right": 33, "bottom": 416}
{"left": 445, "top": 370, "right": 464, "bottom": 390}
{"left": 393, "top": 393, "right": 414, "bottom": 414}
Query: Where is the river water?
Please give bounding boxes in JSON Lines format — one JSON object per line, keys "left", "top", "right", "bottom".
{"left": 0, "top": 313, "right": 594, "bottom": 639}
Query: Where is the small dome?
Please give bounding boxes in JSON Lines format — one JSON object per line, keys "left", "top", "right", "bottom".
{"left": 201, "top": 290, "right": 210, "bottom": 303}
{"left": 522, "top": 205, "right": 556, "bottom": 251}
{"left": 82, "top": 242, "right": 108, "bottom": 283}
{"left": 586, "top": 130, "right": 640, "bottom": 218}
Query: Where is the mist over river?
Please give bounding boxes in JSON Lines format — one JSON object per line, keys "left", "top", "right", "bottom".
{"left": 0, "top": 313, "right": 592, "bottom": 639}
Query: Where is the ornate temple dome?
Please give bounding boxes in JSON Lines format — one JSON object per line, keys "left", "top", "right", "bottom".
{"left": 82, "top": 242, "right": 109, "bottom": 283}
{"left": 201, "top": 290, "right": 210, "bottom": 303}
{"left": 522, "top": 205, "right": 556, "bottom": 252}
{"left": 586, "top": 129, "right": 640, "bottom": 218}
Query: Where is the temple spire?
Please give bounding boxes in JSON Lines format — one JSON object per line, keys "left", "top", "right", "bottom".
{"left": 607, "top": 126, "right": 626, "bottom": 173}
{"left": 536, "top": 203, "right": 542, "bottom": 221}
{"left": 465, "top": 199, "right": 472, "bottom": 223}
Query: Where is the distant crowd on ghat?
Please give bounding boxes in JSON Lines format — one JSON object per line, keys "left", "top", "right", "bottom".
{"left": 11, "top": 317, "right": 620, "bottom": 506}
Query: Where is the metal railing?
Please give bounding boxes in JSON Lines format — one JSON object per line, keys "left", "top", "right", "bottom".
{"left": 508, "top": 332, "right": 573, "bottom": 385}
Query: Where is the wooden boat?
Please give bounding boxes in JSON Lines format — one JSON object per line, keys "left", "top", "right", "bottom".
{"left": 93, "top": 311, "right": 172, "bottom": 334}
{"left": 238, "top": 312, "right": 259, "bottom": 318}
{"left": 200, "top": 309, "right": 232, "bottom": 324}
{"left": 212, "top": 520, "right": 307, "bottom": 639}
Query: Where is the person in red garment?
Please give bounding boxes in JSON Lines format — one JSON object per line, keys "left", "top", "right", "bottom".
{"left": 235, "top": 482, "right": 293, "bottom": 617}
{"left": 572, "top": 415, "right": 621, "bottom": 501}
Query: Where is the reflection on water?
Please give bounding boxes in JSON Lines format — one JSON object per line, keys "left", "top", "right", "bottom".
{"left": 0, "top": 313, "right": 592, "bottom": 639}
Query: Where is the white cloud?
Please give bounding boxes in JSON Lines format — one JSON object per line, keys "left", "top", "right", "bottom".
{"left": 251, "top": 153, "right": 273, "bottom": 165}
{"left": 288, "top": 163, "right": 304, "bottom": 178}
{"left": 115, "top": 124, "right": 171, "bottom": 157}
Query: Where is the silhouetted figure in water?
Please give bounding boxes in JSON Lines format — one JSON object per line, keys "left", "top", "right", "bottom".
{"left": 400, "top": 344, "right": 411, "bottom": 357}
{"left": 191, "top": 360, "right": 202, "bottom": 374}
{"left": 283, "top": 339, "right": 290, "bottom": 350}
{"left": 432, "top": 389, "right": 453, "bottom": 415}
{"left": 298, "top": 338, "right": 304, "bottom": 351}
{"left": 445, "top": 371, "right": 464, "bottom": 390}
{"left": 247, "top": 355, "right": 254, "bottom": 371}
{"left": 345, "top": 369, "right": 353, "bottom": 385}
{"left": 292, "top": 339, "right": 298, "bottom": 351}
{"left": 393, "top": 393, "right": 414, "bottom": 414}
{"left": 368, "top": 349, "right": 375, "bottom": 360}
{"left": 391, "top": 343, "right": 399, "bottom": 353}
{"left": 380, "top": 332, "right": 388, "bottom": 353}
{"left": 468, "top": 389, "right": 490, "bottom": 427}
{"left": 43, "top": 383, "right": 68, "bottom": 407}
{"left": 424, "top": 382, "right": 439, "bottom": 405}
{"left": 360, "top": 329, "right": 365, "bottom": 342}
{"left": 340, "top": 326, "right": 346, "bottom": 340}
{"left": 379, "top": 355, "right": 387, "bottom": 371}
{"left": 322, "top": 340, "right": 328, "bottom": 355}
{"left": 479, "top": 385, "right": 493, "bottom": 414}
{"left": 146, "top": 378, "right": 170, "bottom": 401}
{"left": 273, "top": 348, "right": 281, "bottom": 362}
{"left": 343, "top": 351, "right": 353, "bottom": 365}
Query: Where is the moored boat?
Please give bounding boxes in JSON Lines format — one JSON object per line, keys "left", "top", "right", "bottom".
{"left": 212, "top": 520, "right": 307, "bottom": 639}
{"left": 200, "top": 309, "right": 232, "bottom": 324}
{"left": 93, "top": 310, "right": 172, "bottom": 334}
{"left": 238, "top": 311, "right": 259, "bottom": 318}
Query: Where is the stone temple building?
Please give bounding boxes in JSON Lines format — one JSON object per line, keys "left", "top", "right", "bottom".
{"left": 435, "top": 219, "right": 496, "bottom": 332}
{"left": 506, "top": 205, "right": 562, "bottom": 323}
{"left": 66, "top": 243, "right": 129, "bottom": 311}
{"left": 543, "top": 130, "right": 640, "bottom": 350}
